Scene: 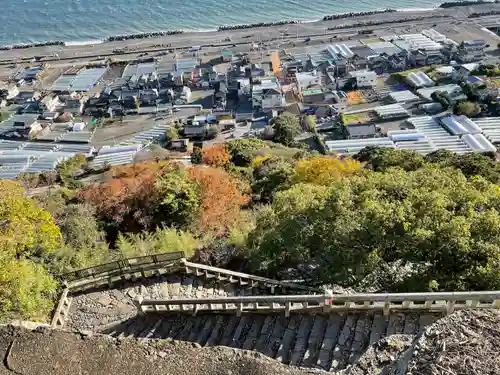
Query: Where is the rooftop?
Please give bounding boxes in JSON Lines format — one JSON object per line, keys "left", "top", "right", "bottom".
{"left": 365, "top": 41, "right": 402, "bottom": 56}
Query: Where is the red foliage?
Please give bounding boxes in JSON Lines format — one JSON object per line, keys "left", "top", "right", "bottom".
{"left": 79, "top": 162, "right": 168, "bottom": 232}
{"left": 80, "top": 161, "right": 250, "bottom": 237}
{"left": 188, "top": 166, "right": 250, "bottom": 235}
{"left": 201, "top": 144, "right": 231, "bottom": 168}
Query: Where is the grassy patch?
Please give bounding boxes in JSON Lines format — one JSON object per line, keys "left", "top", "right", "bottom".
{"left": 0, "top": 112, "right": 10, "bottom": 122}
{"left": 341, "top": 112, "right": 372, "bottom": 125}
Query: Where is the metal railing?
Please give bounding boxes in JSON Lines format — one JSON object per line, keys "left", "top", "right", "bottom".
{"left": 135, "top": 291, "right": 500, "bottom": 317}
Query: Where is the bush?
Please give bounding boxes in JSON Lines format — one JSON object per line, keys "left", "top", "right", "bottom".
{"left": 116, "top": 228, "right": 201, "bottom": 259}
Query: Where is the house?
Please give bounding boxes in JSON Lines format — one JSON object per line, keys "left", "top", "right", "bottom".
{"left": 170, "top": 138, "right": 190, "bottom": 152}
{"left": 350, "top": 46, "right": 376, "bottom": 69}
{"left": 13, "top": 90, "right": 40, "bottom": 104}
{"left": 406, "top": 71, "right": 435, "bottom": 89}
{"left": 140, "top": 89, "right": 159, "bottom": 106}
{"left": 62, "top": 98, "right": 86, "bottom": 114}
{"left": 221, "top": 50, "right": 233, "bottom": 62}
{"left": 84, "top": 96, "right": 110, "bottom": 115}
{"left": 39, "top": 94, "right": 60, "bottom": 112}
{"left": 466, "top": 75, "right": 485, "bottom": 87}
{"left": 456, "top": 40, "right": 486, "bottom": 63}
{"left": 433, "top": 66, "right": 455, "bottom": 81}
{"left": 350, "top": 70, "right": 377, "bottom": 88}
{"left": 183, "top": 121, "right": 210, "bottom": 138}
{"left": 3, "top": 84, "right": 19, "bottom": 100}
{"left": 295, "top": 71, "right": 322, "bottom": 93}
{"left": 456, "top": 63, "right": 480, "bottom": 80}
{"left": 387, "top": 54, "right": 407, "bottom": 71}
{"left": 252, "top": 79, "right": 286, "bottom": 110}
{"left": 346, "top": 124, "right": 377, "bottom": 139}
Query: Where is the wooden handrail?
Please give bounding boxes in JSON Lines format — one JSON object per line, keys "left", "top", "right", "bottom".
{"left": 136, "top": 290, "right": 500, "bottom": 316}
{"left": 182, "top": 260, "right": 321, "bottom": 292}
{"left": 139, "top": 290, "right": 500, "bottom": 306}
{"left": 63, "top": 251, "right": 185, "bottom": 282}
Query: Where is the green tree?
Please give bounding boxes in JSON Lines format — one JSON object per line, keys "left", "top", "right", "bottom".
{"left": 453, "top": 100, "right": 482, "bottom": 117}
{"left": 271, "top": 113, "right": 302, "bottom": 146}
{"left": 0, "top": 181, "right": 61, "bottom": 321}
{"left": 154, "top": 167, "right": 201, "bottom": 228}
{"left": 50, "top": 203, "right": 111, "bottom": 273}
{"left": 57, "top": 154, "right": 87, "bottom": 187}
{"left": 190, "top": 147, "right": 203, "bottom": 164}
{"left": 206, "top": 124, "right": 220, "bottom": 139}
{"left": 252, "top": 156, "right": 296, "bottom": 202}
{"left": 116, "top": 228, "right": 201, "bottom": 259}
{"left": 430, "top": 90, "right": 450, "bottom": 109}
{"left": 226, "top": 138, "right": 268, "bottom": 166}
{"left": 164, "top": 126, "right": 179, "bottom": 147}
{"left": 425, "top": 150, "right": 500, "bottom": 183}
{"left": 248, "top": 166, "right": 500, "bottom": 291}
{"left": 303, "top": 115, "right": 317, "bottom": 133}
{"left": 355, "top": 147, "right": 425, "bottom": 172}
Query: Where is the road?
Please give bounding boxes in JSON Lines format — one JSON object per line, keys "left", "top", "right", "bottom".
{"left": 1, "top": 3, "right": 499, "bottom": 68}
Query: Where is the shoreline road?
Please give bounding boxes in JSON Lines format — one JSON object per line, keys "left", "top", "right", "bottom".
{"left": 0, "top": 3, "right": 499, "bottom": 66}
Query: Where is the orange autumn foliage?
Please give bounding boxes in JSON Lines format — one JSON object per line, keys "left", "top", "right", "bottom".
{"left": 188, "top": 166, "right": 250, "bottom": 234}
{"left": 80, "top": 161, "right": 249, "bottom": 237}
{"left": 201, "top": 144, "right": 231, "bottom": 168}
{"left": 79, "top": 162, "right": 175, "bottom": 232}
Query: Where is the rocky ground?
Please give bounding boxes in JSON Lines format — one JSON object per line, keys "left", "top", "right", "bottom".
{"left": 4, "top": 310, "right": 500, "bottom": 375}
{"left": 0, "top": 323, "right": 316, "bottom": 375}
{"left": 345, "top": 309, "right": 500, "bottom": 375}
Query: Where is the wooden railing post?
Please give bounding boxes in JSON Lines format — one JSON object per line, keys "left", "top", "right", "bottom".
{"left": 133, "top": 296, "right": 144, "bottom": 315}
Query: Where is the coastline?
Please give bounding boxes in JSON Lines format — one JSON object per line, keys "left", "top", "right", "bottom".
{"left": 1, "top": 1, "right": 498, "bottom": 49}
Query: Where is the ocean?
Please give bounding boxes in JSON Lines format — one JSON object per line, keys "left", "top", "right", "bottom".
{"left": 1, "top": 0, "right": 447, "bottom": 45}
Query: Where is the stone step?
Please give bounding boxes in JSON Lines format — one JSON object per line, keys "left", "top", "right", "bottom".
{"left": 403, "top": 314, "right": 419, "bottom": 335}
{"left": 418, "top": 314, "right": 438, "bottom": 335}
{"left": 187, "top": 316, "right": 206, "bottom": 342}
{"left": 176, "top": 316, "right": 198, "bottom": 341}
{"left": 229, "top": 315, "right": 250, "bottom": 348}
{"left": 219, "top": 316, "right": 241, "bottom": 347}
{"left": 289, "top": 316, "right": 314, "bottom": 367}
{"left": 369, "top": 314, "right": 388, "bottom": 345}
{"left": 254, "top": 316, "right": 276, "bottom": 352}
{"left": 100, "top": 311, "right": 444, "bottom": 372}
{"left": 205, "top": 316, "right": 228, "bottom": 346}
{"left": 197, "top": 316, "right": 217, "bottom": 346}
{"left": 242, "top": 316, "right": 265, "bottom": 351}
{"left": 348, "top": 314, "right": 373, "bottom": 366}
{"left": 316, "top": 314, "right": 345, "bottom": 371}
{"left": 116, "top": 316, "right": 143, "bottom": 339}
{"left": 301, "top": 315, "right": 327, "bottom": 367}
{"left": 275, "top": 315, "right": 300, "bottom": 364}
{"left": 386, "top": 313, "right": 405, "bottom": 336}
{"left": 137, "top": 315, "right": 161, "bottom": 338}
{"left": 330, "top": 314, "right": 358, "bottom": 371}
{"left": 167, "top": 316, "right": 188, "bottom": 339}
{"left": 145, "top": 317, "right": 166, "bottom": 339}
{"left": 263, "top": 316, "right": 289, "bottom": 359}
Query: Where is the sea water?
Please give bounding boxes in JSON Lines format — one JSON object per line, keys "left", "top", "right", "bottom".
{"left": 1, "top": 0, "right": 447, "bottom": 45}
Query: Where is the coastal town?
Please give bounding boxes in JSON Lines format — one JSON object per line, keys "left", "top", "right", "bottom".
{"left": 2, "top": 2, "right": 500, "bottom": 375}
{"left": 0, "top": 2, "right": 499, "bottom": 177}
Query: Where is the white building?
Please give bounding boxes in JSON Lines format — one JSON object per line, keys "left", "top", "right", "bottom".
{"left": 252, "top": 79, "right": 286, "bottom": 110}
{"left": 350, "top": 70, "right": 377, "bottom": 88}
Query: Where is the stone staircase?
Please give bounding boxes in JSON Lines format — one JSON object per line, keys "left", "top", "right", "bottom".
{"left": 100, "top": 311, "right": 440, "bottom": 371}
{"left": 59, "top": 255, "right": 500, "bottom": 372}
{"left": 65, "top": 272, "right": 312, "bottom": 331}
